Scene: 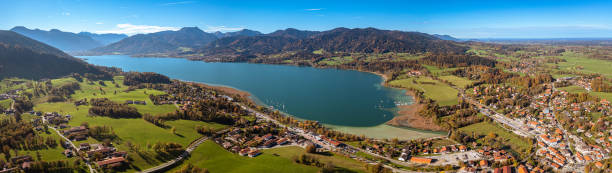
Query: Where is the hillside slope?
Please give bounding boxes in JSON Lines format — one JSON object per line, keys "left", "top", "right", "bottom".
{"left": 90, "top": 27, "right": 217, "bottom": 55}
{"left": 0, "top": 30, "right": 107, "bottom": 79}
{"left": 10, "top": 26, "right": 103, "bottom": 52}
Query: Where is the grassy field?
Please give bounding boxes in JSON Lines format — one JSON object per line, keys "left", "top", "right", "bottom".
{"left": 430, "top": 138, "right": 458, "bottom": 148}
{"left": 0, "top": 99, "right": 11, "bottom": 109}
{"left": 553, "top": 51, "right": 612, "bottom": 77}
{"left": 265, "top": 146, "right": 367, "bottom": 173}
{"left": 558, "top": 85, "right": 612, "bottom": 101}
{"left": 33, "top": 101, "right": 227, "bottom": 172}
{"left": 439, "top": 75, "right": 474, "bottom": 89}
{"left": 17, "top": 131, "right": 76, "bottom": 162}
{"left": 459, "top": 122, "right": 531, "bottom": 155}
{"left": 388, "top": 76, "right": 459, "bottom": 106}
{"left": 27, "top": 77, "right": 232, "bottom": 171}
{"left": 171, "top": 141, "right": 320, "bottom": 173}
{"left": 423, "top": 65, "right": 458, "bottom": 76}
{"left": 318, "top": 56, "right": 354, "bottom": 66}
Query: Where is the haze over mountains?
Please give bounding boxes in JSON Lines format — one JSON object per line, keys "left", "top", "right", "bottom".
{"left": 85, "top": 27, "right": 464, "bottom": 57}
{"left": 0, "top": 30, "right": 107, "bottom": 79}
{"left": 10, "top": 26, "right": 128, "bottom": 52}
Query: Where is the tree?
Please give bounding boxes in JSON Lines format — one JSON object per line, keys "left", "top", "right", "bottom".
{"left": 305, "top": 144, "right": 316, "bottom": 153}
{"left": 171, "top": 127, "right": 177, "bottom": 135}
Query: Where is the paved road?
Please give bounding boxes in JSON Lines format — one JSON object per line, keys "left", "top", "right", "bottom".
{"left": 47, "top": 123, "right": 96, "bottom": 173}
{"left": 453, "top": 86, "right": 533, "bottom": 137}
{"left": 139, "top": 136, "right": 209, "bottom": 173}
{"left": 238, "top": 103, "right": 428, "bottom": 173}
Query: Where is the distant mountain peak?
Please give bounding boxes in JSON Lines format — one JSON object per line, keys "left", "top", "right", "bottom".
{"left": 10, "top": 26, "right": 103, "bottom": 52}
{"left": 178, "top": 27, "right": 203, "bottom": 32}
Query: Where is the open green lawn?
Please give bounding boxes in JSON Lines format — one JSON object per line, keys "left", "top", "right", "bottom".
{"left": 388, "top": 76, "right": 459, "bottom": 106}
{"left": 265, "top": 146, "right": 366, "bottom": 173}
{"left": 0, "top": 99, "right": 11, "bottom": 109}
{"left": 27, "top": 77, "right": 230, "bottom": 171}
{"left": 439, "top": 75, "right": 474, "bottom": 89}
{"left": 171, "top": 141, "right": 320, "bottom": 173}
{"left": 318, "top": 56, "right": 354, "bottom": 66}
{"left": 17, "top": 131, "right": 76, "bottom": 162}
{"left": 33, "top": 101, "right": 227, "bottom": 172}
{"left": 423, "top": 65, "right": 458, "bottom": 76}
{"left": 558, "top": 85, "right": 612, "bottom": 101}
{"left": 430, "top": 138, "right": 458, "bottom": 148}
{"left": 459, "top": 122, "right": 531, "bottom": 156}
{"left": 553, "top": 51, "right": 612, "bottom": 77}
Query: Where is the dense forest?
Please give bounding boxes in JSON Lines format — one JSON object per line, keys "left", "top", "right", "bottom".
{"left": 88, "top": 98, "right": 141, "bottom": 118}
{"left": 0, "top": 30, "right": 113, "bottom": 80}
{"left": 123, "top": 72, "right": 172, "bottom": 86}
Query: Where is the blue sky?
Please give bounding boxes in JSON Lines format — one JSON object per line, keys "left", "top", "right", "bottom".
{"left": 2, "top": 0, "right": 612, "bottom": 38}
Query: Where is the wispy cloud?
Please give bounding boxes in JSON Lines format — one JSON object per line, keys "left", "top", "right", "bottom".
{"left": 162, "top": 1, "right": 195, "bottom": 6}
{"left": 204, "top": 26, "right": 244, "bottom": 32}
{"left": 94, "top": 23, "right": 179, "bottom": 35}
{"left": 61, "top": 12, "right": 71, "bottom": 16}
{"left": 304, "top": 8, "right": 323, "bottom": 11}
{"left": 95, "top": 22, "right": 104, "bottom": 25}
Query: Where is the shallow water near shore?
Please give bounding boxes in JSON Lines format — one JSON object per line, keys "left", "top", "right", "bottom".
{"left": 81, "top": 55, "right": 442, "bottom": 138}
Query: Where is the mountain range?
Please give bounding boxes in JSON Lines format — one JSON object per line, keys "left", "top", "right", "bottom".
{"left": 213, "top": 29, "right": 262, "bottom": 38}
{"left": 10, "top": 26, "right": 127, "bottom": 52}
{"left": 87, "top": 27, "right": 465, "bottom": 57}
{"left": 0, "top": 30, "right": 107, "bottom": 79}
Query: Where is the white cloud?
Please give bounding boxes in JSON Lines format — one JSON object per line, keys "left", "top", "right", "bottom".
{"left": 94, "top": 23, "right": 179, "bottom": 35}
{"left": 61, "top": 12, "right": 71, "bottom": 16}
{"left": 204, "top": 26, "right": 244, "bottom": 32}
{"left": 305, "top": 8, "right": 323, "bottom": 11}
{"left": 162, "top": 1, "right": 195, "bottom": 6}
{"left": 95, "top": 22, "right": 104, "bottom": 25}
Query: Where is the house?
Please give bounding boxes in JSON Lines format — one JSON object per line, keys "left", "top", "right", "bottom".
{"left": 222, "top": 142, "right": 232, "bottom": 149}
{"left": 262, "top": 133, "right": 273, "bottom": 141}
{"left": 263, "top": 140, "right": 276, "bottom": 148}
{"left": 502, "top": 166, "right": 511, "bottom": 173}
{"left": 479, "top": 160, "right": 488, "bottom": 167}
{"left": 96, "top": 157, "right": 126, "bottom": 169}
{"left": 595, "top": 161, "right": 604, "bottom": 169}
{"left": 80, "top": 143, "right": 91, "bottom": 151}
{"left": 239, "top": 148, "right": 250, "bottom": 156}
{"left": 409, "top": 157, "right": 433, "bottom": 164}
{"left": 63, "top": 149, "right": 74, "bottom": 157}
{"left": 398, "top": 153, "right": 409, "bottom": 162}
{"left": 276, "top": 138, "right": 288, "bottom": 145}
{"left": 248, "top": 149, "right": 261, "bottom": 157}
{"left": 10, "top": 155, "right": 33, "bottom": 164}
{"left": 111, "top": 151, "right": 128, "bottom": 158}
{"left": 459, "top": 145, "right": 467, "bottom": 152}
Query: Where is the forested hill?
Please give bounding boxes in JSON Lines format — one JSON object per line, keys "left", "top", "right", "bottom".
{"left": 196, "top": 27, "right": 467, "bottom": 58}
{"left": 213, "top": 29, "right": 262, "bottom": 38}
{"left": 89, "top": 27, "right": 218, "bottom": 55}
{"left": 10, "top": 26, "right": 103, "bottom": 52}
{"left": 78, "top": 32, "right": 128, "bottom": 46}
{"left": 0, "top": 30, "right": 108, "bottom": 80}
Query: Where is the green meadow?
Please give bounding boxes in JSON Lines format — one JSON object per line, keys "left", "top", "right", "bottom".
{"left": 458, "top": 122, "right": 531, "bottom": 156}
{"left": 439, "top": 75, "right": 475, "bottom": 89}
{"left": 558, "top": 85, "right": 612, "bottom": 101}
{"left": 26, "top": 77, "right": 232, "bottom": 171}
{"left": 389, "top": 76, "right": 459, "bottom": 106}
{"left": 553, "top": 51, "right": 612, "bottom": 77}
{"left": 172, "top": 141, "right": 320, "bottom": 173}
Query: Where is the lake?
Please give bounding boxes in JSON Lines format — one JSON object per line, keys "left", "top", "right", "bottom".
{"left": 82, "top": 55, "right": 443, "bottom": 139}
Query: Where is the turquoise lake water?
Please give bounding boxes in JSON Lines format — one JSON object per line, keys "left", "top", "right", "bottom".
{"left": 81, "top": 55, "right": 413, "bottom": 127}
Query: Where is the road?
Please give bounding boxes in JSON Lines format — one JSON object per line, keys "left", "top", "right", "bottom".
{"left": 139, "top": 136, "right": 209, "bottom": 173}
{"left": 46, "top": 120, "right": 96, "bottom": 173}
{"left": 453, "top": 86, "right": 533, "bottom": 137}
{"left": 238, "top": 103, "right": 431, "bottom": 173}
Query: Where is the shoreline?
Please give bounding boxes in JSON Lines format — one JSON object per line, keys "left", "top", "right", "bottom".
{"left": 84, "top": 54, "right": 445, "bottom": 138}
{"left": 366, "top": 72, "right": 447, "bottom": 132}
